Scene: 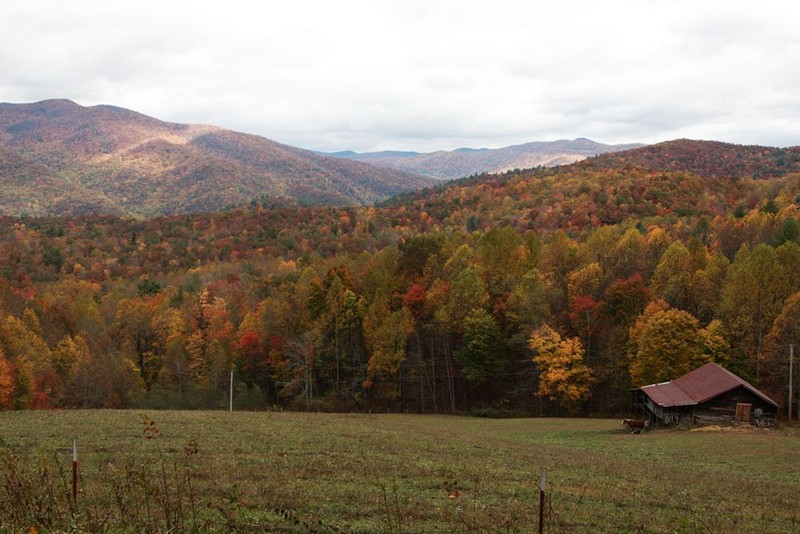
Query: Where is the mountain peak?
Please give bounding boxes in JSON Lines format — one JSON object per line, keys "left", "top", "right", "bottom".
{"left": 0, "top": 98, "right": 81, "bottom": 115}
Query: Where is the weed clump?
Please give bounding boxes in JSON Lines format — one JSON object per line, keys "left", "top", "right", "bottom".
{"left": 1, "top": 416, "right": 229, "bottom": 532}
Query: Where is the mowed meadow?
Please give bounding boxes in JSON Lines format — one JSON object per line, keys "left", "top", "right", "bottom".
{"left": 1, "top": 411, "right": 798, "bottom": 533}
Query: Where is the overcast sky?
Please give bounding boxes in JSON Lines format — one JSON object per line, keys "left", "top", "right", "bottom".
{"left": 2, "top": 0, "right": 799, "bottom": 152}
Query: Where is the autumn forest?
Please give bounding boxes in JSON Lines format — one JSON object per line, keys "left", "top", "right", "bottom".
{"left": 2, "top": 140, "right": 800, "bottom": 416}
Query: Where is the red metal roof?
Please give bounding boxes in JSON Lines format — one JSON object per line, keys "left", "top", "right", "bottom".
{"left": 638, "top": 362, "right": 779, "bottom": 408}
{"left": 640, "top": 381, "right": 696, "bottom": 407}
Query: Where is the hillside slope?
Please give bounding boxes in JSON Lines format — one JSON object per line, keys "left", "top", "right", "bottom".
{"left": 387, "top": 139, "right": 800, "bottom": 234}
{"left": 584, "top": 139, "right": 800, "bottom": 178}
{"left": 0, "top": 100, "right": 433, "bottom": 216}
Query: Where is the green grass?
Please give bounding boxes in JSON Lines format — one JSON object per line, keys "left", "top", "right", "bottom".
{"left": 1, "top": 411, "right": 799, "bottom": 532}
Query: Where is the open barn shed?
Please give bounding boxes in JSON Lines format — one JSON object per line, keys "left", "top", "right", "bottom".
{"left": 632, "top": 362, "right": 779, "bottom": 426}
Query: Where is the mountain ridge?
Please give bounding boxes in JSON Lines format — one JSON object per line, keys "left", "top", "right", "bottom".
{"left": 0, "top": 99, "right": 433, "bottom": 217}
{"left": 327, "top": 137, "right": 644, "bottom": 179}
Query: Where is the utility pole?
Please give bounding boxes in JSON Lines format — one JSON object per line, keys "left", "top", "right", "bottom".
{"left": 228, "top": 365, "right": 234, "bottom": 417}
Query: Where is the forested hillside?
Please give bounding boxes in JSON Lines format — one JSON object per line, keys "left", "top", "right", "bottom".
{"left": 586, "top": 139, "right": 800, "bottom": 178}
{"left": 1, "top": 140, "right": 799, "bottom": 415}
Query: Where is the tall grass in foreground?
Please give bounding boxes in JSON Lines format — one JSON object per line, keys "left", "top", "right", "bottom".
{"left": 0, "top": 416, "right": 214, "bottom": 532}
{"left": 1, "top": 411, "right": 799, "bottom": 532}
{"left": 0, "top": 437, "right": 514, "bottom": 533}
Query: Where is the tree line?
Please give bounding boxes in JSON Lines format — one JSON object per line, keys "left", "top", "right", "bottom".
{"left": 2, "top": 166, "right": 800, "bottom": 415}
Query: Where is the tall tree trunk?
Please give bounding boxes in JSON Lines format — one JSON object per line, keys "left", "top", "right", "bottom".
{"left": 430, "top": 337, "right": 438, "bottom": 413}
{"left": 335, "top": 328, "right": 340, "bottom": 394}
{"left": 415, "top": 328, "right": 425, "bottom": 413}
{"left": 443, "top": 336, "right": 456, "bottom": 412}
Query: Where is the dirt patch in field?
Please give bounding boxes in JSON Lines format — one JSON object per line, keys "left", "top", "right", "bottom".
{"left": 688, "top": 424, "right": 771, "bottom": 433}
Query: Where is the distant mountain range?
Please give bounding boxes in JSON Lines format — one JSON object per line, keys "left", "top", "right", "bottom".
{"left": 0, "top": 100, "right": 433, "bottom": 217}
{"left": 325, "top": 138, "right": 643, "bottom": 180}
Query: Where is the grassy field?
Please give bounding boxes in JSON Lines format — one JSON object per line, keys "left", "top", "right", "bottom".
{"left": 1, "top": 411, "right": 799, "bottom": 533}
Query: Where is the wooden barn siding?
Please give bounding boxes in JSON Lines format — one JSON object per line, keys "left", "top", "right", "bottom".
{"left": 695, "top": 386, "right": 777, "bottom": 424}
{"left": 634, "top": 387, "right": 777, "bottom": 426}
{"left": 633, "top": 391, "right": 694, "bottom": 425}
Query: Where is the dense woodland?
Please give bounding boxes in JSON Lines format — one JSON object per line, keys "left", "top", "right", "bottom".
{"left": 2, "top": 142, "right": 800, "bottom": 416}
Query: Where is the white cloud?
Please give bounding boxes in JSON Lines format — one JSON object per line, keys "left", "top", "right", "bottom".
{"left": 2, "top": 0, "right": 799, "bottom": 151}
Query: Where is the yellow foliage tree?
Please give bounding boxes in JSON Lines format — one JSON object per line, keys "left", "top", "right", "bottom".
{"left": 529, "top": 324, "right": 593, "bottom": 404}
{"left": 628, "top": 304, "right": 712, "bottom": 386}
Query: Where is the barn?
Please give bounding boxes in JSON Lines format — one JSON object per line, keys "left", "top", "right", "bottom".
{"left": 632, "top": 362, "right": 779, "bottom": 426}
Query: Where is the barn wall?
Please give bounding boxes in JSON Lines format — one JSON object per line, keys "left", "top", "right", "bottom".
{"left": 633, "top": 391, "right": 694, "bottom": 425}
{"left": 695, "top": 386, "right": 777, "bottom": 424}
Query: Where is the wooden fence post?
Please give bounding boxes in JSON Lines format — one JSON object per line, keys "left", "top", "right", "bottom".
{"left": 538, "top": 468, "right": 546, "bottom": 534}
{"left": 72, "top": 439, "right": 78, "bottom": 503}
